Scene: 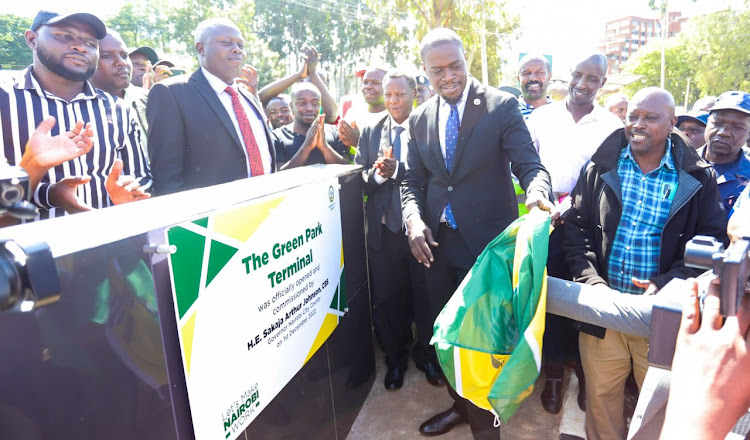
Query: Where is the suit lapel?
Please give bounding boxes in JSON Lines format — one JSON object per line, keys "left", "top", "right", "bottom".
{"left": 190, "top": 70, "right": 243, "bottom": 150}
{"left": 425, "top": 100, "right": 449, "bottom": 178}
{"left": 451, "top": 79, "right": 485, "bottom": 174}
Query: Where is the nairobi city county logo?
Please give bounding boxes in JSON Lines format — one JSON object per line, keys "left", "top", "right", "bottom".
{"left": 328, "top": 185, "right": 334, "bottom": 203}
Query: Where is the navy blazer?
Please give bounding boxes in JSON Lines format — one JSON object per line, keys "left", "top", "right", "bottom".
{"left": 147, "top": 69, "right": 276, "bottom": 196}
{"left": 402, "top": 78, "right": 552, "bottom": 257}
{"left": 355, "top": 114, "right": 408, "bottom": 250}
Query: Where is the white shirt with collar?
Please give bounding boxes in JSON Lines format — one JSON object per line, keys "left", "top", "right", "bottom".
{"left": 372, "top": 115, "right": 410, "bottom": 185}
{"left": 201, "top": 67, "right": 272, "bottom": 176}
{"left": 438, "top": 81, "right": 472, "bottom": 160}
{"left": 526, "top": 100, "right": 623, "bottom": 196}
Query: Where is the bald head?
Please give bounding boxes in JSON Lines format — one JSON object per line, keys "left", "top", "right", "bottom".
{"left": 630, "top": 87, "right": 676, "bottom": 118}
{"left": 626, "top": 87, "right": 677, "bottom": 156}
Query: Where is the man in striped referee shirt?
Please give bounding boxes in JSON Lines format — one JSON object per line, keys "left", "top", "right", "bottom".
{"left": 0, "top": 9, "right": 151, "bottom": 221}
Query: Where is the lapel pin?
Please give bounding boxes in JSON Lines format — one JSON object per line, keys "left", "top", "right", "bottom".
{"left": 473, "top": 98, "right": 481, "bottom": 105}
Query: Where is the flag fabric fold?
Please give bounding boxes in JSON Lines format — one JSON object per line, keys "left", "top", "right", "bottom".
{"left": 431, "top": 210, "right": 551, "bottom": 422}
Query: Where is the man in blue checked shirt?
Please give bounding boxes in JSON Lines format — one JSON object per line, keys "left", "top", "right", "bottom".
{"left": 563, "top": 87, "right": 728, "bottom": 440}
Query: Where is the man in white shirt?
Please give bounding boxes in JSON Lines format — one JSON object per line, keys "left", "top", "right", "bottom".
{"left": 354, "top": 70, "right": 443, "bottom": 391}
{"left": 525, "top": 52, "right": 623, "bottom": 415}
{"left": 147, "top": 18, "right": 275, "bottom": 195}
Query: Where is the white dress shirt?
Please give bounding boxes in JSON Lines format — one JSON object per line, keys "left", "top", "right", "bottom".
{"left": 526, "top": 100, "right": 623, "bottom": 196}
{"left": 201, "top": 67, "right": 272, "bottom": 176}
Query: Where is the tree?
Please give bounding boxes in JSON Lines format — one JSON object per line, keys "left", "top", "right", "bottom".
{"left": 681, "top": 9, "right": 750, "bottom": 94}
{"left": 623, "top": 8, "right": 750, "bottom": 107}
{"left": 622, "top": 39, "right": 699, "bottom": 107}
{"left": 109, "top": 0, "right": 173, "bottom": 54}
{"left": 253, "top": 0, "right": 393, "bottom": 95}
{"left": 375, "top": 0, "right": 521, "bottom": 87}
{"left": 0, "top": 14, "right": 32, "bottom": 70}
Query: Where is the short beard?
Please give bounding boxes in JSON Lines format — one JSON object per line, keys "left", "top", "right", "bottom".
{"left": 37, "top": 45, "right": 96, "bottom": 82}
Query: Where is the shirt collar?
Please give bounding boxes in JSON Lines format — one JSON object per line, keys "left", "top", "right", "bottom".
{"left": 16, "top": 66, "right": 98, "bottom": 102}
{"left": 201, "top": 67, "right": 237, "bottom": 95}
{"left": 622, "top": 138, "right": 676, "bottom": 171}
{"left": 389, "top": 115, "right": 409, "bottom": 131}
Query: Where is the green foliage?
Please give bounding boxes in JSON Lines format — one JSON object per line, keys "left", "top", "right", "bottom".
{"left": 108, "top": 1, "right": 172, "bottom": 53}
{"left": 681, "top": 9, "right": 750, "bottom": 94}
{"left": 253, "top": 0, "right": 393, "bottom": 93}
{"left": 623, "top": 8, "right": 750, "bottom": 107}
{"left": 0, "top": 14, "right": 32, "bottom": 70}
{"left": 622, "top": 39, "right": 699, "bottom": 106}
{"left": 376, "top": 0, "right": 521, "bottom": 86}
{"left": 109, "top": 0, "right": 283, "bottom": 86}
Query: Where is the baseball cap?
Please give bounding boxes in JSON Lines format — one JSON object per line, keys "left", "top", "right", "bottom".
{"left": 154, "top": 60, "right": 175, "bottom": 68}
{"left": 129, "top": 46, "right": 159, "bottom": 65}
{"left": 676, "top": 111, "right": 709, "bottom": 128}
{"left": 416, "top": 75, "right": 431, "bottom": 88}
{"left": 31, "top": 9, "right": 107, "bottom": 40}
{"left": 710, "top": 91, "right": 750, "bottom": 116}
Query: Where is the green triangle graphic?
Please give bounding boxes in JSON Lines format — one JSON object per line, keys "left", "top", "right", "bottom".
{"left": 192, "top": 217, "right": 209, "bottom": 228}
{"left": 329, "top": 286, "right": 339, "bottom": 310}
{"left": 206, "top": 240, "right": 238, "bottom": 287}
{"left": 168, "top": 226, "right": 206, "bottom": 319}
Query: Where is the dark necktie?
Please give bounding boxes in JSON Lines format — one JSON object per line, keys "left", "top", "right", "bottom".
{"left": 444, "top": 104, "right": 459, "bottom": 229}
{"left": 392, "top": 126, "right": 405, "bottom": 160}
{"left": 385, "top": 126, "right": 406, "bottom": 233}
{"left": 225, "top": 86, "right": 264, "bottom": 177}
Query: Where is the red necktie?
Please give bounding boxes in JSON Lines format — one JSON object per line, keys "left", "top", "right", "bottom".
{"left": 225, "top": 86, "right": 264, "bottom": 176}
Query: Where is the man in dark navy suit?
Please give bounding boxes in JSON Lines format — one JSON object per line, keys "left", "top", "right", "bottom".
{"left": 402, "top": 28, "right": 555, "bottom": 439}
{"left": 355, "top": 69, "right": 443, "bottom": 392}
{"left": 147, "top": 18, "right": 275, "bottom": 195}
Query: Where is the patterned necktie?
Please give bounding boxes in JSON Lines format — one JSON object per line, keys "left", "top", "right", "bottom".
{"left": 225, "top": 86, "right": 264, "bottom": 177}
{"left": 444, "top": 104, "right": 459, "bottom": 229}
{"left": 385, "top": 126, "right": 406, "bottom": 233}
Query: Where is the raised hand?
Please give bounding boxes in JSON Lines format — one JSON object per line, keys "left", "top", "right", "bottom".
{"left": 237, "top": 64, "right": 259, "bottom": 96}
{"left": 105, "top": 159, "right": 151, "bottom": 205}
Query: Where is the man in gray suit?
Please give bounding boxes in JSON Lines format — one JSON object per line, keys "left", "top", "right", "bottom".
{"left": 402, "top": 28, "right": 555, "bottom": 439}
{"left": 147, "top": 18, "right": 275, "bottom": 195}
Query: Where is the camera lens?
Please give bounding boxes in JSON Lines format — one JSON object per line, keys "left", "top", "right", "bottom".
{"left": 0, "top": 183, "right": 24, "bottom": 206}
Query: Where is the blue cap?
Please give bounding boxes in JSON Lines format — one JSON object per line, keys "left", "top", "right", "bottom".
{"left": 710, "top": 91, "right": 750, "bottom": 116}
{"left": 416, "top": 75, "right": 430, "bottom": 88}
{"left": 677, "top": 111, "right": 709, "bottom": 128}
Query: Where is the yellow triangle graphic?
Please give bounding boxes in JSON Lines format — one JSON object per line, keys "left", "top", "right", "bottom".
{"left": 181, "top": 311, "right": 197, "bottom": 376}
{"left": 213, "top": 196, "right": 284, "bottom": 243}
{"left": 340, "top": 242, "right": 344, "bottom": 269}
{"left": 303, "top": 313, "right": 339, "bottom": 365}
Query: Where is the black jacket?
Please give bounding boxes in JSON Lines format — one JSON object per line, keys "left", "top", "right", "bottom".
{"left": 564, "top": 128, "right": 728, "bottom": 290}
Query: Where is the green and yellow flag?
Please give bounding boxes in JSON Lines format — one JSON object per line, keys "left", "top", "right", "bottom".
{"left": 431, "top": 210, "right": 551, "bottom": 422}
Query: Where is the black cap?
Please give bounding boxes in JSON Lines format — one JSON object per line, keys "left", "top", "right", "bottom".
{"left": 129, "top": 46, "right": 159, "bottom": 65}
{"left": 154, "top": 59, "right": 175, "bottom": 68}
{"left": 31, "top": 9, "right": 107, "bottom": 40}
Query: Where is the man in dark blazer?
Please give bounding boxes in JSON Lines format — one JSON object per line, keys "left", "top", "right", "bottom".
{"left": 147, "top": 18, "right": 275, "bottom": 196}
{"left": 355, "top": 69, "right": 443, "bottom": 392}
{"left": 402, "top": 28, "right": 555, "bottom": 439}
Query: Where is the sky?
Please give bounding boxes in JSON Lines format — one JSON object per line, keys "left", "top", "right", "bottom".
{"left": 2, "top": 0, "right": 745, "bottom": 77}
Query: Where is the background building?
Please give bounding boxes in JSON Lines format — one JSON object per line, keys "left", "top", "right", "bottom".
{"left": 598, "top": 12, "right": 688, "bottom": 73}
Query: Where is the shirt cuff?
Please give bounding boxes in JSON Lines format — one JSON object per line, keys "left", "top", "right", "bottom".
{"left": 373, "top": 171, "right": 387, "bottom": 185}
{"left": 33, "top": 182, "right": 55, "bottom": 209}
